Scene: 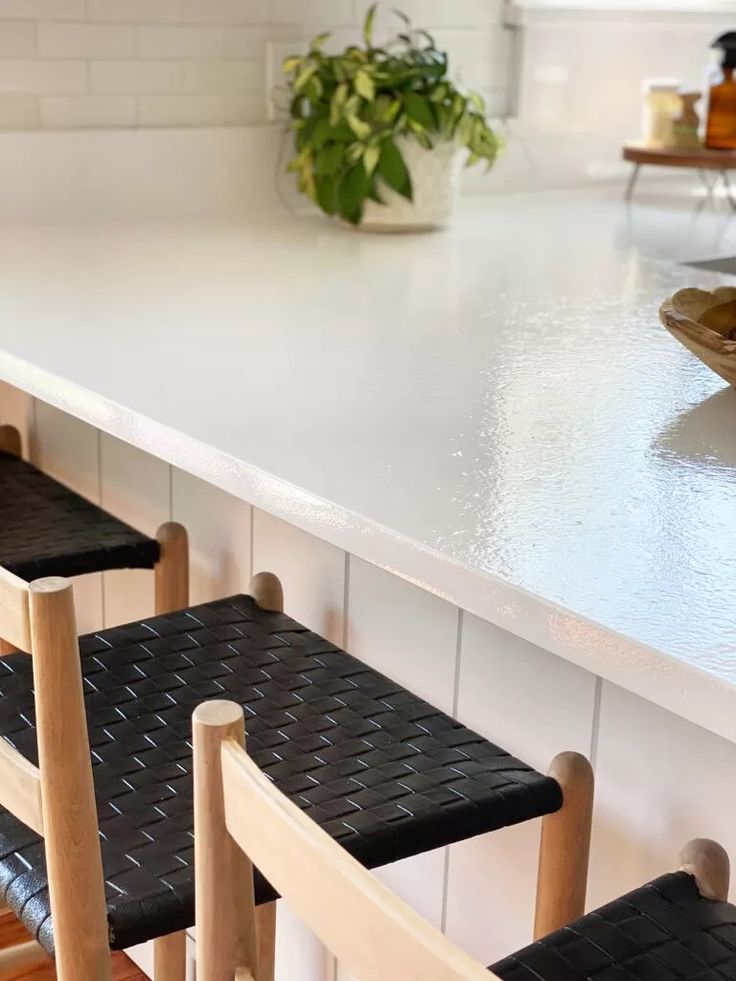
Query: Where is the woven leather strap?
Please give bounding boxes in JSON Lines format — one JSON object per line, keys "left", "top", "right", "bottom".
{"left": 0, "top": 594, "right": 560, "bottom": 952}
{"left": 0, "top": 451, "right": 159, "bottom": 580}
{"left": 492, "top": 871, "right": 736, "bottom": 980}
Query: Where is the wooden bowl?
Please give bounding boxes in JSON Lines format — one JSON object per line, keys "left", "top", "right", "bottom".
{"left": 660, "top": 287, "right": 736, "bottom": 387}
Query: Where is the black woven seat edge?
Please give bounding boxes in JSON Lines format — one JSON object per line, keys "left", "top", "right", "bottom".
{"left": 0, "top": 450, "right": 159, "bottom": 580}
{"left": 491, "top": 871, "right": 736, "bottom": 980}
{"left": 0, "top": 593, "right": 561, "bottom": 953}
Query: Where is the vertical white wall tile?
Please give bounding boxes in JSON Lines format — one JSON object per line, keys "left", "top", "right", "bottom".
{"left": 275, "top": 902, "right": 334, "bottom": 981}
{"left": 99, "top": 434, "right": 170, "bottom": 627}
{"left": 445, "top": 614, "right": 598, "bottom": 965}
{"left": 30, "top": 400, "right": 103, "bottom": 632}
{"left": 589, "top": 682, "right": 736, "bottom": 910}
{"left": 252, "top": 509, "right": 345, "bottom": 645}
{"left": 347, "top": 557, "right": 459, "bottom": 713}
{"left": 171, "top": 468, "right": 251, "bottom": 605}
{"left": 345, "top": 557, "right": 461, "bottom": 955}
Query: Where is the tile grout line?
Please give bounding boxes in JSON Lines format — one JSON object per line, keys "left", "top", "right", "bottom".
{"left": 441, "top": 606, "right": 465, "bottom": 935}
{"left": 97, "top": 426, "right": 107, "bottom": 627}
{"left": 248, "top": 505, "right": 255, "bottom": 583}
{"left": 589, "top": 675, "right": 603, "bottom": 769}
{"left": 341, "top": 552, "right": 351, "bottom": 651}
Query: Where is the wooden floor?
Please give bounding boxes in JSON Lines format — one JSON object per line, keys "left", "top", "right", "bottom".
{"left": 0, "top": 911, "right": 147, "bottom": 980}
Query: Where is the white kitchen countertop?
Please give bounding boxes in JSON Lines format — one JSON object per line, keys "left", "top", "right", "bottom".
{"left": 2, "top": 185, "right": 736, "bottom": 740}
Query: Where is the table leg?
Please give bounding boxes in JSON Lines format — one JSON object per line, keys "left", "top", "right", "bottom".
{"left": 721, "top": 170, "right": 736, "bottom": 211}
{"left": 624, "top": 163, "right": 641, "bottom": 201}
{"left": 697, "top": 168, "right": 718, "bottom": 206}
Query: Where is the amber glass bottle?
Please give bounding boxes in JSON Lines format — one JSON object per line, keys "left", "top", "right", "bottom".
{"left": 706, "top": 33, "right": 736, "bottom": 149}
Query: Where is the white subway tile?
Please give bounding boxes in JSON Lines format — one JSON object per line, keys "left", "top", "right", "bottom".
{"left": 0, "top": 92, "right": 38, "bottom": 128}
{"left": 100, "top": 435, "right": 170, "bottom": 627}
{"left": 378, "top": 0, "right": 501, "bottom": 30}
{"left": 347, "top": 557, "right": 459, "bottom": 714}
{"left": 252, "top": 510, "right": 346, "bottom": 645}
{"left": 40, "top": 94, "right": 136, "bottom": 128}
{"left": 171, "top": 468, "right": 252, "bottom": 606}
{"left": 87, "top": 0, "right": 180, "bottom": 23}
{"left": 1, "top": 0, "right": 84, "bottom": 19}
{"left": 137, "top": 94, "right": 230, "bottom": 126}
{"left": 222, "top": 93, "right": 265, "bottom": 122}
{"left": 0, "top": 21, "right": 37, "bottom": 58}
{"left": 136, "top": 26, "right": 225, "bottom": 60}
{"left": 39, "top": 22, "right": 133, "bottom": 58}
{"left": 90, "top": 60, "right": 180, "bottom": 95}
{"left": 0, "top": 59, "right": 86, "bottom": 94}
{"left": 181, "top": 58, "right": 262, "bottom": 95}
{"left": 270, "top": 0, "right": 358, "bottom": 26}
{"left": 224, "top": 25, "right": 301, "bottom": 59}
{"left": 180, "top": 0, "right": 267, "bottom": 25}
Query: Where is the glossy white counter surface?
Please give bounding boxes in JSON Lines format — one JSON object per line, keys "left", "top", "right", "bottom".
{"left": 2, "top": 186, "right": 736, "bottom": 740}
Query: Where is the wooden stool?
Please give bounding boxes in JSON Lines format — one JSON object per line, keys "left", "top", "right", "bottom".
{"left": 194, "top": 699, "right": 736, "bottom": 981}
{"left": 0, "top": 422, "right": 190, "bottom": 977}
{"left": 623, "top": 142, "right": 736, "bottom": 208}
{"left": 0, "top": 571, "right": 592, "bottom": 981}
{"left": 0, "top": 423, "right": 189, "bottom": 645}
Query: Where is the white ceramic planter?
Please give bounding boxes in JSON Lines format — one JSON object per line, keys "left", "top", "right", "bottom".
{"left": 361, "top": 137, "right": 463, "bottom": 232}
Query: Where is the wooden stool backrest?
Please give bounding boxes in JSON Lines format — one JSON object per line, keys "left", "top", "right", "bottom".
{"left": 0, "top": 569, "right": 110, "bottom": 979}
{"left": 193, "top": 699, "right": 495, "bottom": 981}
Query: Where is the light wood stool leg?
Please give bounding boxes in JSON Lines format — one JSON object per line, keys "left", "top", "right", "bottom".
{"left": 154, "top": 931, "right": 187, "bottom": 981}
{"left": 680, "top": 838, "right": 730, "bottom": 901}
{"left": 31, "top": 578, "right": 111, "bottom": 980}
{"left": 534, "top": 752, "right": 594, "bottom": 940}
{"left": 255, "top": 903, "right": 276, "bottom": 981}
{"left": 155, "top": 523, "right": 189, "bottom": 616}
{"left": 194, "top": 701, "right": 258, "bottom": 981}
{"left": 0, "top": 425, "right": 21, "bottom": 458}
{"left": 248, "top": 572, "right": 283, "bottom": 981}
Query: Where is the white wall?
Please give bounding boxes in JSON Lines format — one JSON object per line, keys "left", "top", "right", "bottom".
{"left": 491, "top": 6, "right": 736, "bottom": 192}
{"left": 0, "top": 0, "right": 510, "bottom": 131}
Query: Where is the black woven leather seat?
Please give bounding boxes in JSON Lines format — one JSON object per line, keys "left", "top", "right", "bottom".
{"left": 0, "top": 450, "right": 159, "bottom": 580}
{"left": 492, "top": 871, "right": 736, "bottom": 980}
{"left": 0, "top": 594, "right": 560, "bottom": 953}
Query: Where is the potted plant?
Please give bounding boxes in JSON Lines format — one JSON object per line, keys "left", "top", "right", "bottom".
{"left": 281, "top": 4, "right": 502, "bottom": 231}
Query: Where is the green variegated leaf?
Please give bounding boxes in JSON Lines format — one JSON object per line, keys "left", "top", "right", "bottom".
{"left": 310, "top": 31, "right": 331, "bottom": 51}
{"left": 354, "top": 69, "right": 375, "bottom": 101}
{"left": 330, "top": 82, "right": 348, "bottom": 125}
{"left": 282, "top": 55, "right": 301, "bottom": 75}
{"left": 346, "top": 113, "right": 371, "bottom": 140}
{"left": 338, "top": 164, "right": 370, "bottom": 224}
{"left": 346, "top": 141, "right": 365, "bottom": 164}
{"left": 294, "top": 62, "right": 318, "bottom": 93}
{"left": 363, "top": 144, "right": 380, "bottom": 175}
{"left": 378, "top": 137, "right": 412, "bottom": 200}
{"left": 363, "top": 3, "right": 377, "bottom": 46}
{"left": 403, "top": 92, "right": 435, "bottom": 129}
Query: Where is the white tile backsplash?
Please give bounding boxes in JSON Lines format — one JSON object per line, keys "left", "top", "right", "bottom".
{"left": 0, "top": 1, "right": 508, "bottom": 129}
{"left": 0, "top": 22, "right": 36, "bottom": 59}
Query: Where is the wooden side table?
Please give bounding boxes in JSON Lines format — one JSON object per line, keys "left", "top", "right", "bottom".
{"left": 622, "top": 142, "right": 736, "bottom": 207}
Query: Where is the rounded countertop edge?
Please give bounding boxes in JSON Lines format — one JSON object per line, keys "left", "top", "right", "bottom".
{"left": 1, "top": 348, "right": 733, "bottom": 744}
